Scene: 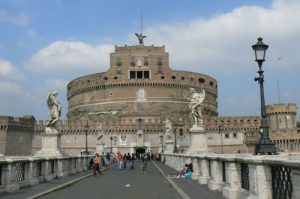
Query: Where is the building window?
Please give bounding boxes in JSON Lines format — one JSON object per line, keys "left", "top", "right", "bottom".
{"left": 144, "top": 57, "right": 149, "bottom": 66}
{"left": 225, "top": 133, "right": 229, "bottom": 138}
{"left": 210, "top": 81, "right": 214, "bottom": 86}
{"left": 161, "top": 76, "right": 165, "bottom": 79}
{"left": 130, "top": 57, "right": 136, "bottom": 66}
{"left": 181, "top": 77, "right": 185, "bottom": 80}
{"left": 114, "top": 76, "right": 118, "bottom": 79}
{"left": 130, "top": 71, "right": 136, "bottom": 79}
{"left": 104, "top": 77, "right": 108, "bottom": 80}
{"left": 172, "top": 76, "right": 176, "bottom": 79}
{"left": 144, "top": 71, "right": 150, "bottom": 79}
{"left": 129, "top": 71, "right": 150, "bottom": 79}
{"left": 157, "top": 57, "right": 163, "bottom": 66}
{"left": 190, "top": 77, "right": 194, "bottom": 81}
{"left": 116, "top": 57, "right": 122, "bottom": 66}
{"left": 137, "top": 71, "right": 143, "bottom": 79}
{"left": 199, "top": 78, "right": 205, "bottom": 83}
{"left": 233, "top": 133, "right": 237, "bottom": 138}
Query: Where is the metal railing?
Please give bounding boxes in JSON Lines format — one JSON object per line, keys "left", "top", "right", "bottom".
{"left": 240, "top": 163, "right": 249, "bottom": 190}
{"left": 271, "top": 165, "right": 293, "bottom": 199}
{"left": 222, "top": 161, "right": 226, "bottom": 182}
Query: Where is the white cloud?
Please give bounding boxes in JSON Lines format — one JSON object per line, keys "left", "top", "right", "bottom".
{"left": 142, "top": 0, "right": 300, "bottom": 74}
{"left": 0, "top": 59, "right": 25, "bottom": 80}
{"left": 45, "top": 78, "right": 68, "bottom": 91}
{"left": 0, "top": 10, "right": 28, "bottom": 26}
{"left": 0, "top": 80, "right": 29, "bottom": 97}
{"left": 25, "top": 41, "right": 114, "bottom": 75}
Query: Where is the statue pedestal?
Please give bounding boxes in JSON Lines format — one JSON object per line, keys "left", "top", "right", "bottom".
{"left": 96, "top": 143, "right": 105, "bottom": 154}
{"left": 34, "top": 128, "right": 63, "bottom": 157}
{"left": 187, "top": 125, "right": 209, "bottom": 154}
{"left": 165, "top": 139, "right": 174, "bottom": 153}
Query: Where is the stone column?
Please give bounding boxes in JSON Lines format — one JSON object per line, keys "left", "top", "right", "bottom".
{"left": 249, "top": 164, "right": 272, "bottom": 199}
{"left": 199, "top": 158, "right": 209, "bottom": 184}
{"left": 222, "top": 162, "right": 241, "bottom": 199}
{"left": 27, "top": 158, "right": 39, "bottom": 186}
{"left": 208, "top": 160, "right": 223, "bottom": 191}
{"left": 191, "top": 156, "right": 200, "bottom": 180}
{"left": 2, "top": 159, "right": 19, "bottom": 192}
{"left": 187, "top": 126, "right": 209, "bottom": 154}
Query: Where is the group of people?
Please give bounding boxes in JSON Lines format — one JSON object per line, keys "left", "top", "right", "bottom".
{"left": 90, "top": 151, "right": 164, "bottom": 175}
{"left": 116, "top": 152, "right": 135, "bottom": 170}
{"left": 177, "top": 163, "right": 193, "bottom": 179}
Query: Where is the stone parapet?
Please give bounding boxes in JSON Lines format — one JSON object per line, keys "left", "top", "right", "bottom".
{"left": 162, "top": 152, "right": 300, "bottom": 199}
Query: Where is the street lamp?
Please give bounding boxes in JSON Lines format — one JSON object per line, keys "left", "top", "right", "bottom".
{"left": 252, "top": 37, "right": 277, "bottom": 155}
{"left": 84, "top": 120, "right": 89, "bottom": 155}
{"left": 159, "top": 133, "right": 164, "bottom": 153}
{"left": 218, "top": 125, "right": 224, "bottom": 154}
{"left": 110, "top": 136, "right": 113, "bottom": 153}
{"left": 173, "top": 128, "right": 178, "bottom": 153}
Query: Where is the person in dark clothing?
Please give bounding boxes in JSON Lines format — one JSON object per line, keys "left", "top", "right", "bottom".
{"left": 89, "top": 158, "right": 94, "bottom": 169}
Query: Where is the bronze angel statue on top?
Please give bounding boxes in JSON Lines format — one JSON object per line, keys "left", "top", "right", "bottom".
{"left": 135, "top": 33, "right": 146, "bottom": 46}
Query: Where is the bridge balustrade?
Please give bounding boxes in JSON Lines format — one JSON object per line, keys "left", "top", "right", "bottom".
{"left": 162, "top": 153, "right": 299, "bottom": 199}
{"left": 0, "top": 155, "right": 90, "bottom": 193}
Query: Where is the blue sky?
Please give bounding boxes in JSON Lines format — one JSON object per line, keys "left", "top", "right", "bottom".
{"left": 0, "top": 0, "right": 299, "bottom": 120}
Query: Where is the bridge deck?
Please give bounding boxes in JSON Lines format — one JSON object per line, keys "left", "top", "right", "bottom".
{"left": 0, "top": 160, "right": 225, "bottom": 199}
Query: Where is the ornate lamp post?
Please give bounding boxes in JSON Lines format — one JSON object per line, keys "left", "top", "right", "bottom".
{"left": 252, "top": 37, "right": 277, "bottom": 155}
{"left": 84, "top": 120, "right": 89, "bottom": 154}
{"left": 173, "top": 128, "right": 178, "bottom": 153}
{"left": 218, "top": 125, "right": 224, "bottom": 154}
{"left": 159, "top": 133, "right": 164, "bottom": 153}
{"left": 110, "top": 136, "right": 113, "bottom": 153}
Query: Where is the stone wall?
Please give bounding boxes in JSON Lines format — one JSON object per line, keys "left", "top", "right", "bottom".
{"left": 0, "top": 116, "right": 35, "bottom": 156}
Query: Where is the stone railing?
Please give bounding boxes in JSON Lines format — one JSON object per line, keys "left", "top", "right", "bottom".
{"left": 162, "top": 153, "right": 300, "bottom": 199}
{"left": 0, "top": 155, "right": 91, "bottom": 193}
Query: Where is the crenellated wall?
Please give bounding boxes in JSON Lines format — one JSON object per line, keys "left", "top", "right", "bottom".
{"left": 0, "top": 116, "right": 35, "bottom": 155}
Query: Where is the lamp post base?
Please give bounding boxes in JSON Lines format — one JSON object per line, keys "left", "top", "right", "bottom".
{"left": 255, "top": 142, "right": 277, "bottom": 155}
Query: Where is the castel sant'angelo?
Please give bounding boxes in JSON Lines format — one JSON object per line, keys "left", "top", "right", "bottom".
{"left": 1, "top": 34, "right": 298, "bottom": 156}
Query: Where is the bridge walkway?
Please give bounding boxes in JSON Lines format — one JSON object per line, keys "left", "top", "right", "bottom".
{"left": 0, "top": 160, "right": 225, "bottom": 199}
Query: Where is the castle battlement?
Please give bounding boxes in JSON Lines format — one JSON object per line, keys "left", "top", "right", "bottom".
{"left": 266, "top": 103, "right": 297, "bottom": 115}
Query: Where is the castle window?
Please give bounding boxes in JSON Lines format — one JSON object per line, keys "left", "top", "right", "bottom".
{"left": 161, "top": 76, "right": 165, "bottom": 79}
{"left": 157, "top": 57, "right": 163, "bottom": 66}
{"left": 116, "top": 57, "right": 122, "bottom": 66}
{"left": 233, "top": 133, "right": 237, "bottom": 138}
{"left": 210, "top": 81, "right": 214, "bottom": 86}
{"left": 137, "top": 71, "right": 143, "bottom": 79}
{"left": 172, "top": 76, "right": 176, "bottom": 80}
{"left": 144, "top": 57, "right": 149, "bottom": 66}
{"left": 114, "top": 76, "right": 118, "bottom": 79}
{"left": 104, "top": 77, "right": 108, "bottom": 80}
{"left": 144, "top": 71, "right": 150, "bottom": 79}
{"left": 181, "top": 77, "right": 185, "bottom": 80}
{"left": 130, "top": 71, "right": 136, "bottom": 79}
{"left": 225, "top": 133, "right": 229, "bottom": 138}
{"left": 199, "top": 78, "right": 205, "bottom": 83}
{"left": 130, "top": 57, "right": 136, "bottom": 66}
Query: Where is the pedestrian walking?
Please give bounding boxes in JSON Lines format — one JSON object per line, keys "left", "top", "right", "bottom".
{"left": 93, "top": 153, "right": 103, "bottom": 176}
{"left": 117, "top": 152, "right": 124, "bottom": 170}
